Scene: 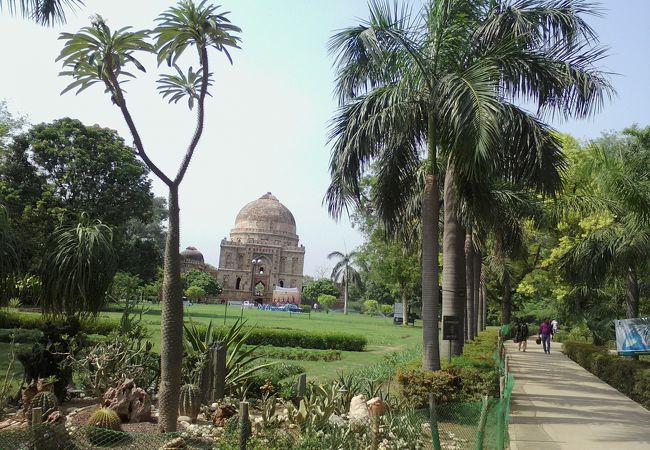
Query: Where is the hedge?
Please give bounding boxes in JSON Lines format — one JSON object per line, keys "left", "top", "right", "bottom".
{"left": 396, "top": 328, "right": 500, "bottom": 408}
{"left": 562, "top": 341, "right": 650, "bottom": 410}
{"left": 0, "top": 328, "right": 43, "bottom": 343}
{"left": 0, "top": 311, "right": 120, "bottom": 336}
{"left": 192, "top": 322, "right": 367, "bottom": 352}
{"left": 244, "top": 344, "right": 341, "bottom": 361}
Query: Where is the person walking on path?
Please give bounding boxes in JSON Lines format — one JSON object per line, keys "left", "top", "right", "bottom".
{"left": 516, "top": 321, "right": 529, "bottom": 352}
{"left": 551, "top": 318, "right": 559, "bottom": 340}
{"left": 539, "top": 319, "right": 553, "bottom": 354}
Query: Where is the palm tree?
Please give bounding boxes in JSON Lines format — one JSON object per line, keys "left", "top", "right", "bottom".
{"left": 328, "top": 0, "right": 611, "bottom": 359}
{"left": 328, "top": 250, "right": 360, "bottom": 315}
{"left": 56, "top": 1, "right": 241, "bottom": 431}
{"left": 0, "top": 0, "right": 82, "bottom": 25}
{"left": 39, "top": 215, "right": 117, "bottom": 316}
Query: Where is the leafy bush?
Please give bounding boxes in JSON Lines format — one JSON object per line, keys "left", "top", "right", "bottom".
{"left": 0, "top": 328, "right": 42, "bottom": 343}
{"left": 247, "top": 362, "right": 305, "bottom": 397}
{"left": 244, "top": 345, "right": 341, "bottom": 361}
{"left": 563, "top": 341, "right": 650, "bottom": 410}
{"left": 396, "top": 328, "right": 500, "bottom": 407}
{"left": 191, "top": 322, "right": 366, "bottom": 351}
{"left": 0, "top": 311, "right": 120, "bottom": 335}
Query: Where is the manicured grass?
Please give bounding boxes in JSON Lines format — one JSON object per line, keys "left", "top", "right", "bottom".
{"left": 100, "top": 303, "right": 422, "bottom": 381}
{"left": 0, "top": 305, "right": 423, "bottom": 382}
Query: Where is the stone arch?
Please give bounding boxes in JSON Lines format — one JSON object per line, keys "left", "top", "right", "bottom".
{"left": 279, "top": 279, "right": 284, "bottom": 287}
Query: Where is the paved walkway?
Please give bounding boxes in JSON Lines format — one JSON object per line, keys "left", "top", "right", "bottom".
{"left": 506, "top": 340, "right": 650, "bottom": 450}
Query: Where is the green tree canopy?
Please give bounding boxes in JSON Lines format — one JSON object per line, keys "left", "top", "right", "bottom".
{"left": 317, "top": 294, "right": 337, "bottom": 311}
{"left": 181, "top": 269, "right": 222, "bottom": 297}
{"left": 302, "top": 278, "right": 339, "bottom": 303}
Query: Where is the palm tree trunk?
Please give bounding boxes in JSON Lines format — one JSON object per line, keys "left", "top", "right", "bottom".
{"left": 442, "top": 161, "right": 465, "bottom": 357}
{"left": 501, "top": 273, "right": 512, "bottom": 326}
{"left": 465, "top": 233, "right": 474, "bottom": 341}
{"left": 421, "top": 114, "right": 441, "bottom": 371}
{"left": 343, "top": 271, "right": 348, "bottom": 315}
{"left": 481, "top": 280, "right": 487, "bottom": 330}
{"left": 158, "top": 185, "right": 183, "bottom": 432}
{"left": 473, "top": 250, "right": 481, "bottom": 335}
{"left": 626, "top": 266, "right": 639, "bottom": 319}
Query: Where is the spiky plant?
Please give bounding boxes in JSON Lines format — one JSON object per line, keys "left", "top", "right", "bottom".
{"left": 86, "top": 408, "right": 125, "bottom": 446}
{"left": 27, "top": 391, "right": 57, "bottom": 425}
{"left": 179, "top": 384, "right": 201, "bottom": 423}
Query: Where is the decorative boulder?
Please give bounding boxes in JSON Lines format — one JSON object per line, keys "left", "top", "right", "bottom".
{"left": 102, "top": 379, "right": 151, "bottom": 423}
{"left": 212, "top": 405, "right": 237, "bottom": 426}
{"left": 348, "top": 394, "right": 370, "bottom": 428}
{"left": 367, "top": 397, "right": 388, "bottom": 417}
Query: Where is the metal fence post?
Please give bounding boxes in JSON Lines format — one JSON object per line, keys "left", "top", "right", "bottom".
{"left": 31, "top": 407, "right": 42, "bottom": 426}
{"left": 429, "top": 393, "right": 441, "bottom": 450}
{"left": 239, "top": 401, "right": 250, "bottom": 450}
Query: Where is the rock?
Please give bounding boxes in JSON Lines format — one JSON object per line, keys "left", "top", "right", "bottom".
{"left": 177, "top": 415, "right": 192, "bottom": 423}
{"left": 328, "top": 413, "right": 345, "bottom": 427}
{"left": 102, "top": 378, "right": 152, "bottom": 423}
{"left": 159, "top": 436, "right": 187, "bottom": 449}
{"left": 21, "top": 383, "right": 38, "bottom": 416}
{"left": 348, "top": 394, "right": 369, "bottom": 428}
{"left": 212, "top": 404, "right": 237, "bottom": 426}
{"left": 367, "top": 397, "right": 388, "bottom": 417}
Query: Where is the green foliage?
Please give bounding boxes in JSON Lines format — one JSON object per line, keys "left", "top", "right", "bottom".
{"left": 108, "top": 272, "right": 142, "bottom": 304}
{"left": 317, "top": 294, "right": 337, "bottom": 311}
{"left": 0, "top": 311, "right": 120, "bottom": 335}
{"left": 244, "top": 345, "right": 341, "bottom": 362}
{"left": 0, "top": 205, "right": 19, "bottom": 305}
{"left": 178, "top": 384, "right": 201, "bottom": 422}
{"left": 247, "top": 362, "right": 305, "bottom": 398}
{"left": 397, "top": 329, "right": 500, "bottom": 407}
{"left": 563, "top": 341, "right": 650, "bottom": 409}
{"left": 184, "top": 285, "right": 205, "bottom": 301}
{"left": 302, "top": 279, "right": 339, "bottom": 303}
{"left": 182, "top": 269, "right": 222, "bottom": 296}
{"left": 0, "top": 328, "right": 42, "bottom": 343}
{"left": 362, "top": 299, "right": 379, "bottom": 315}
{"left": 39, "top": 215, "right": 117, "bottom": 316}
{"left": 27, "top": 391, "right": 57, "bottom": 425}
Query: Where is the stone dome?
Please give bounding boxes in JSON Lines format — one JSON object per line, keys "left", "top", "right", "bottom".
{"left": 180, "top": 246, "right": 204, "bottom": 263}
{"left": 234, "top": 192, "right": 296, "bottom": 235}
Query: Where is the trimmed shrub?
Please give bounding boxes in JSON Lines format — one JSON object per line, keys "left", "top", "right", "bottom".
{"left": 244, "top": 345, "right": 341, "bottom": 361}
{"left": 397, "top": 367, "right": 461, "bottom": 408}
{"left": 0, "top": 328, "right": 43, "bottom": 343}
{"left": 0, "top": 311, "right": 120, "bottom": 335}
{"left": 563, "top": 341, "right": 650, "bottom": 410}
{"left": 191, "top": 323, "right": 366, "bottom": 351}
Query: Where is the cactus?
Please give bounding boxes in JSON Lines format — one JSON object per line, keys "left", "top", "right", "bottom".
{"left": 28, "top": 391, "right": 58, "bottom": 425}
{"left": 179, "top": 384, "right": 201, "bottom": 423}
{"left": 86, "top": 408, "right": 125, "bottom": 446}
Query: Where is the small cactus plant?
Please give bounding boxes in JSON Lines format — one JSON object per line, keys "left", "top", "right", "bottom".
{"left": 179, "top": 384, "right": 201, "bottom": 423}
{"left": 28, "top": 391, "right": 58, "bottom": 425}
{"left": 86, "top": 408, "right": 125, "bottom": 446}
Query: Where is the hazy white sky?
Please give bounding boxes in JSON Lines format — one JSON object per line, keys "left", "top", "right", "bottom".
{"left": 0, "top": 0, "right": 648, "bottom": 276}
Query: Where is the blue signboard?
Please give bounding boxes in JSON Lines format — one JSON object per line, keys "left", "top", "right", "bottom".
{"left": 614, "top": 317, "right": 650, "bottom": 356}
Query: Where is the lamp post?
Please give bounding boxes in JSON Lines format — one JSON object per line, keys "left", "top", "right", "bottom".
{"left": 251, "top": 257, "right": 262, "bottom": 301}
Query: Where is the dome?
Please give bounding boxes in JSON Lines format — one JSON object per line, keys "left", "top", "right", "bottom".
{"left": 234, "top": 192, "right": 296, "bottom": 235}
{"left": 180, "top": 246, "right": 204, "bottom": 263}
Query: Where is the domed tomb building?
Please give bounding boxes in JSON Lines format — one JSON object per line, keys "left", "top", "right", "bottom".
{"left": 217, "top": 192, "right": 305, "bottom": 303}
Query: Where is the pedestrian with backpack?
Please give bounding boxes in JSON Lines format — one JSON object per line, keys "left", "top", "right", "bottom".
{"left": 539, "top": 319, "right": 553, "bottom": 354}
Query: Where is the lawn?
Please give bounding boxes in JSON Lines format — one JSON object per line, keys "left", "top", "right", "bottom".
{"left": 100, "top": 303, "right": 422, "bottom": 381}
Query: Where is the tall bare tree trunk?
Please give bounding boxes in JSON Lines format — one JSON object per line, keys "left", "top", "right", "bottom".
{"left": 343, "top": 270, "right": 348, "bottom": 315}
{"left": 158, "top": 185, "right": 183, "bottom": 432}
{"left": 473, "top": 250, "right": 481, "bottom": 335}
{"left": 481, "top": 280, "right": 487, "bottom": 330}
{"left": 401, "top": 283, "right": 409, "bottom": 327}
{"left": 465, "top": 233, "right": 474, "bottom": 341}
{"left": 421, "top": 114, "right": 441, "bottom": 371}
{"left": 501, "top": 273, "right": 512, "bottom": 326}
{"left": 442, "top": 161, "right": 465, "bottom": 357}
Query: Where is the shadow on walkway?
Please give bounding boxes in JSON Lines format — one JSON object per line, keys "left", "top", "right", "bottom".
{"left": 506, "top": 342, "right": 650, "bottom": 450}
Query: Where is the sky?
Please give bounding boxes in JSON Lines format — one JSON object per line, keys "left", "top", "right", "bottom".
{"left": 0, "top": 0, "right": 648, "bottom": 276}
